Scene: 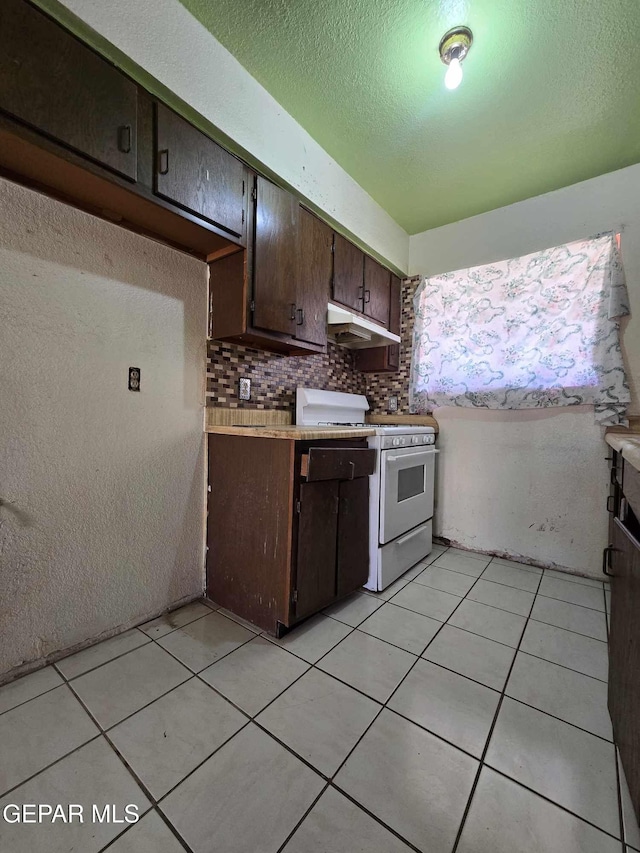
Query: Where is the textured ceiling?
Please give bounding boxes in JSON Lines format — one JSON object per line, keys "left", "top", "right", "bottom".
{"left": 178, "top": 0, "right": 640, "bottom": 234}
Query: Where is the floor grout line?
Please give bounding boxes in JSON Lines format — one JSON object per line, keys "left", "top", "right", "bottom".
{"left": 0, "top": 679, "right": 66, "bottom": 718}
{"left": 481, "top": 763, "right": 625, "bottom": 844}
{"left": 450, "top": 566, "right": 545, "bottom": 852}
{"left": 534, "top": 591, "right": 608, "bottom": 614}
{"left": 0, "top": 731, "right": 103, "bottom": 800}
{"left": 52, "top": 632, "right": 153, "bottom": 682}
{"left": 63, "top": 676, "right": 199, "bottom": 853}
{"left": 527, "top": 614, "right": 608, "bottom": 643}
{"left": 1, "top": 558, "right": 622, "bottom": 849}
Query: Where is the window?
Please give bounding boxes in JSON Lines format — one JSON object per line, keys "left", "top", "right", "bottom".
{"left": 409, "top": 233, "right": 630, "bottom": 425}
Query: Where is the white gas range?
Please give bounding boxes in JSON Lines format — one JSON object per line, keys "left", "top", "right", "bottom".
{"left": 296, "top": 389, "right": 438, "bottom": 591}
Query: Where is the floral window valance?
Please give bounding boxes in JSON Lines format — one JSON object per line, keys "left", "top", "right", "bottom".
{"left": 409, "top": 233, "right": 630, "bottom": 425}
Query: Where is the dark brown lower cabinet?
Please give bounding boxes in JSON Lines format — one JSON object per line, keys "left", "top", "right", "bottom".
{"left": 206, "top": 434, "right": 375, "bottom": 635}
{"left": 295, "top": 480, "right": 339, "bottom": 620}
{"left": 608, "top": 461, "right": 640, "bottom": 826}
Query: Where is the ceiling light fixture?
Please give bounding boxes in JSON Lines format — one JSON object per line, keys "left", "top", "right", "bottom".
{"left": 439, "top": 26, "right": 473, "bottom": 90}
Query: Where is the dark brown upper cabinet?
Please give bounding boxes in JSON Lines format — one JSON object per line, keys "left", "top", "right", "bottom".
{"left": 209, "top": 175, "right": 325, "bottom": 355}
{"left": 332, "top": 233, "right": 364, "bottom": 312}
{"left": 364, "top": 255, "right": 391, "bottom": 326}
{"left": 252, "top": 175, "right": 298, "bottom": 337}
{"left": 0, "top": 0, "right": 138, "bottom": 181}
{"left": 296, "top": 209, "right": 331, "bottom": 347}
{"left": 154, "top": 103, "right": 246, "bottom": 240}
{"left": 0, "top": 0, "right": 243, "bottom": 259}
{"left": 355, "top": 273, "right": 401, "bottom": 373}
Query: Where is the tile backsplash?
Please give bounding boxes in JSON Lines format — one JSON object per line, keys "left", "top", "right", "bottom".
{"left": 364, "top": 278, "right": 416, "bottom": 415}
{"left": 206, "top": 279, "right": 415, "bottom": 413}
{"left": 206, "top": 340, "right": 366, "bottom": 411}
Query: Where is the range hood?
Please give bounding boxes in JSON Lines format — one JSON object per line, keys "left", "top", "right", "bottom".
{"left": 327, "top": 302, "right": 401, "bottom": 349}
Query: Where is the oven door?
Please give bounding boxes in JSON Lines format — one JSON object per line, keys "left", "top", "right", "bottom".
{"left": 379, "top": 447, "right": 438, "bottom": 544}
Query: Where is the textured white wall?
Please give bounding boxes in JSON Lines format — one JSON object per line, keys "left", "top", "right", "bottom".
{"left": 409, "top": 164, "right": 640, "bottom": 575}
{"left": 37, "top": 0, "right": 409, "bottom": 273}
{"left": 0, "top": 179, "right": 206, "bottom": 677}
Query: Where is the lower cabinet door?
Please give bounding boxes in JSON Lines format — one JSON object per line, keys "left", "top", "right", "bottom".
{"left": 337, "top": 477, "right": 370, "bottom": 596}
{"left": 608, "top": 516, "right": 640, "bottom": 825}
{"left": 295, "top": 481, "right": 338, "bottom": 619}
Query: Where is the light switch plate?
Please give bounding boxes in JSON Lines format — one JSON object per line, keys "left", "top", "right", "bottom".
{"left": 388, "top": 395, "right": 398, "bottom": 412}
{"left": 239, "top": 378, "right": 251, "bottom": 401}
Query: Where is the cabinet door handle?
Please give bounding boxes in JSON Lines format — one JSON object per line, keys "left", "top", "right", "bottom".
{"left": 606, "top": 494, "right": 615, "bottom": 513}
{"left": 364, "top": 289, "right": 371, "bottom": 304}
{"left": 290, "top": 303, "right": 296, "bottom": 321}
{"left": 117, "top": 125, "right": 132, "bottom": 154}
{"left": 158, "top": 149, "right": 169, "bottom": 175}
{"left": 358, "top": 285, "right": 364, "bottom": 302}
{"left": 296, "top": 308, "right": 304, "bottom": 325}
{"left": 602, "top": 544, "right": 614, "bottom": 576}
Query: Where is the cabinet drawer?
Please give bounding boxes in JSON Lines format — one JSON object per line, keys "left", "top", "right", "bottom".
{"left": 154, "top": 103, "right": 246, "bottom": 239}
{"left": 0, "top": 0, "right": 138, "bottom": 180}
{"left": 301, "top": 447, "right": 376, "bottom": 481}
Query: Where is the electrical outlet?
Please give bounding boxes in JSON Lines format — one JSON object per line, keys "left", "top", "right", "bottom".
{"left": 239, "top": 378, "right": 251, "bottom": 401}
{"left": 128, "top": 367, "right": 140, "bottom": 392}
{"left": 388, "top": 395, "right": 398, "bottom": 412}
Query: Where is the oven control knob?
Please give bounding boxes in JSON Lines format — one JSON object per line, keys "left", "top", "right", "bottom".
{"left": 392, "top": 437, "right": 401, "bottom": 446}
{"left": 427, "top": 435, "right": 435, "bottom": 444}
{"left": 411, "top": 435, "right": 420, "bottom": 444}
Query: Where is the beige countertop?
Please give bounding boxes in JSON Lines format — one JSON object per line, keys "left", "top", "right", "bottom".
{"left": 204, "top": 406, "right": 439, "bottom": 439}
{"left": 206, "top": 424, "right": 376, "bottom": 440}
{"left": 605, "top": 429, "right": 640, "bottom": 473}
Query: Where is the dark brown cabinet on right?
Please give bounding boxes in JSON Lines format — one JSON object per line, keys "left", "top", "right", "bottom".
{"left": 355, "top": 274, "right": 402, "bottom": 373}
{"left": 363, "top": 255, "right": 391, "bottom": 326}
{"left": 332, "top": 235, "right": 397, "bottom": 334}
{"left": 607, "top": 457, "right": 640, "bottom": 827}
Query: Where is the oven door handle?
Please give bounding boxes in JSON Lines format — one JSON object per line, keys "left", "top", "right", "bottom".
{"left": 385, "top": 449, "right": 439, "bottom": 464}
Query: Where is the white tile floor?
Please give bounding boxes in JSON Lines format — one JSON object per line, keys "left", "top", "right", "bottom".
{"left": 0, "top": 545, "right": 635, "bottom": 853}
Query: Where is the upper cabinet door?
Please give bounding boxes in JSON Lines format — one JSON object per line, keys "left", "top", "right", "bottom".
{"left": 0, "top": 0, "right": 137, "bottom": 180}
{"left": 154, "top": 103, "right": 246, "bottom": 239}
{"left": 364, "top": 256, "right": 391, "bottom": 326}
{"left": 296, "top": 209, "right": 330, "bottom": 347}
{"left": 388, "top": 274, "right": 402, "bottom": 369}
{"left": 333, "top": 233, "right": 364, "bottom": 312}
{"left": 252, "top": 176, "right": 298, "bottom": 337}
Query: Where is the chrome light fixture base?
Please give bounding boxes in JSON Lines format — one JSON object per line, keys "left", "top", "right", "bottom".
{"left": 439, "top": 26, "right": 473, "bottom": 66}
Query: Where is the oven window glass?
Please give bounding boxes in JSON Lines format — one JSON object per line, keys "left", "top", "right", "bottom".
{"left": 398, "top": 465, "right": 425, "bottom": 502}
